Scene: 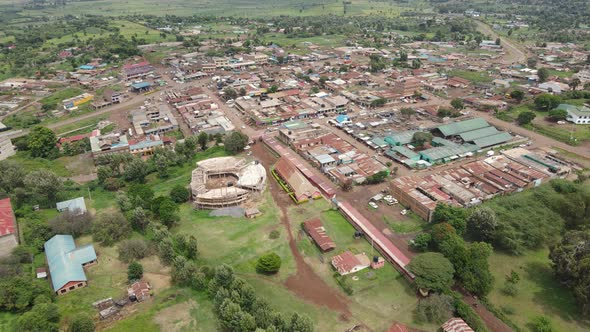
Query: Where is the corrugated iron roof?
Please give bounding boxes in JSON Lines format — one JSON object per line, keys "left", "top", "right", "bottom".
{"left": 44, "top": 235, "right": 96, "bottom": 291}
{"left": 0, "top": 198, "right": 16, "bottom": 237}
{"left": 436, "top": 118, "right": 489, "bottom": 137}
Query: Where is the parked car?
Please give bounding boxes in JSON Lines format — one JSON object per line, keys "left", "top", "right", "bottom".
{"left": 368, "top": 202, "right": 378, "bottom": 209}
{"left": 400, "top": 209, "right": 407, "bottom": 215}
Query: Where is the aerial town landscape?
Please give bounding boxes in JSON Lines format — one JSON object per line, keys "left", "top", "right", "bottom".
{"left": 1, "top": 0, "right": 590, "bottom": 331}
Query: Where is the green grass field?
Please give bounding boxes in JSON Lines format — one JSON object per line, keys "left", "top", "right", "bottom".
{"left": 488, "top": 249, "right": 590, "bottom": 331}
{"left": 448, "top": 69, "right": 493, "bottom": 84}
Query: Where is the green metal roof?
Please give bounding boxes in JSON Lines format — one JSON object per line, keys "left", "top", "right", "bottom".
{"left": 282, "top": 120, "right": 307, "bottom": 130}
{"left": 556, "top": 104, "right": 590, "bottom": 117}
{"left": 473, "top": 132, "right": 512, "bottom": 148}
{"left": 384, "top": 130, "right": 417, "bottom": 146}
{"left": 371, "top": 137, "right": 388, "bottom": 148}
{"left": 432, "top": 137, "right": 459, "bottom": 147}
{"left": 44, "top": 235, "right": 97, "bottom": 291}
{"left": 387, "top": 146, "right": 420, "bottom": 160}
{"left": 459, "top": 126, "right": 499, "bottom": 142}
{"left": 419, "top": 144, "right": 478, "bottom": 162}
{"left": 436, "top": 118, "right": 490, "bottom": 137}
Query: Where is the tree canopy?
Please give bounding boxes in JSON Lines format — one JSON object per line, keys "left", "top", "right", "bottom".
{"left": 408, "top": 252, "right": 455, "bottom": 293}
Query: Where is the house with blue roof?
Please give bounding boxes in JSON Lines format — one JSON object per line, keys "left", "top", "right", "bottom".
{"left": 44, "top": 235, "right": 97, "bottom": 295}
{"left": 56, "top": 197, "right": 87, "bottom": 215}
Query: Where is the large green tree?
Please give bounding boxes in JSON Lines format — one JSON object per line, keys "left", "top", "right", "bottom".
{"left": 27, "top": 126, "right": 57, "bottom": 158}
{"left": 256, "top": 252, "right": 282, "bottom": 274}
{"left": 92, "top": 210, "right": 131, "bottom": 246}
{"left": 467, "top": 207, "right": 498, "bottom": 242}
{"left": 407, "top": 252, "right": 455, "bottom": 293}
{"left": 534, "top": 94, "right": 561, "bottom": 111}
{"left": 68, "top": 314, "right": 95, "bottom": 332}
{"left": 224, "top": 131, "right": 249, "bottom": 154}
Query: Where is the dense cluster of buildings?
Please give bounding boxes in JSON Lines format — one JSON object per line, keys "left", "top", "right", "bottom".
{"left": 131, "top": 103, "right": 178, "bottom": 136}
{"left": 165, "top": 87, "right": 235, "bottom": 135}
{"left": 278, "top": 120, "right": 388, "bottom": 185}
{"left": 391, "top": 147, "right": 571, "bottom": 221}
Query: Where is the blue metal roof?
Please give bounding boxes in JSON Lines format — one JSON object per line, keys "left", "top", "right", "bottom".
{"left": 335, "top": 114, "right": 349, "bottom": 123}
{"left": 44, "top": 235, "right": 97, "bottom": 291}
{"left": 78, "top": 65, "right": 95, "bottom": 70}
{"left": 56, "top": 197, "right": 87, "bottom": 214}
{"left": 131, "top": 82, "right": 152, "bottom": 89}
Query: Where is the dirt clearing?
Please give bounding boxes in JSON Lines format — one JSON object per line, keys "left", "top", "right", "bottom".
{"left": 153, "top": 299, "right": 197, "bottom": 332}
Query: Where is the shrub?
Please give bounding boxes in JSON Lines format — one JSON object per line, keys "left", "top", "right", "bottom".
{"left": 269, "top": 230, "right": 280, "bottom": 239}
{"left": 169, "top": 185, "right": 190, "bottom": 203}
{"left": 501, "top": 305, "right": 516, "bottom": 315}
{"left": 415, "top": 294, "right": 453, "bottom": 324}
{"left": 92, "top": 210, "right": 131, "bottom": 246}
{"left": 127, "top": 262, "right": 143, "bottom": 281}
{"left": 256, "top": 252, "right": 282, "bottom": 274}
{"left": 68, "top": 313, "right": 95, "bottom": 332}
{"left": 118, "top": 239, "right": 150, "bottom": 263}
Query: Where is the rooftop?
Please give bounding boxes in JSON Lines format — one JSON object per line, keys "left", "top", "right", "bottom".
{"left": 44, "top": 235, "right": 97, "bottom": 291}
{"left": 0, "top": 198, "right": 16, "bottom": 237}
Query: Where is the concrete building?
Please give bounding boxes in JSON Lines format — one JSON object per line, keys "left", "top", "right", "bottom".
{"left": 89, "top": 133, "right": 129, "bottom": 158}
{"left": 0, "top": 198, "right": 18, "bottom": 258}
{"left": 557, "top": 104, "right": 590, "bottom": 124}
{"left": 122, "top": 61, "right": 154, "bottom": 81}
{"left": 62, "top": 93, "right": 94, "bottom": 111}
{"left": 331, "top": 251, "right": 370, "bottom": 275}
{"left": 44, "top": 235, "right": 97, "bottom": 295}
{"left": 0, "top": 134, "right": 15, "bottom": 161}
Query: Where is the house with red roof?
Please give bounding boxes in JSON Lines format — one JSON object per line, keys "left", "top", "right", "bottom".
{"left": 122, "top": 60, "right": 154, "bottom": 81}
{"left": 0, "top": 198, "right": 18, "bottom": 257}
{"left": 331, "top": 251, "right": 370, "bottom": 276}
{"left": 303, "top": 218, "right": 336, "bottom": 252}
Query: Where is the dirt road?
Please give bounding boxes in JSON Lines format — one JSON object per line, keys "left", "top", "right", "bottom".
{"left": 251, "top": 142, "right": 351, "bottom": 315}
{"left": 475, "top": 20, "right": 527, "bottom": 65}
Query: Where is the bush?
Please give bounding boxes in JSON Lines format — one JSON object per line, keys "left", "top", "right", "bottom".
{"left": 118, "top": 239, "right": 150, "bottom": 263}
{"left": 92, "top": 210, "right": 131, "bottom": 246}
{"left": 169, "top": 185, "right": 190, "bottom": 203}
{"left": 127, "top": 262, "right": 143, "bottom": 281}
{"left": 415, "top": 294, "right": 453, "bottom": 324}
{"left": 528, "top": 316, "right": 555, "bottom": 332}
{"left": 334, "top": 273, "right": 354, "bottom": 295}
{"left": 269, "top": 230, "right": 280, "bottom": 239}
{"left": 48, "top": 210, "right": 93, "bottom": 238}
{"left": 410, "top": 233, "right": 431, "bottom": 252}
{"left": 501, "top": 305, "right": 516, "bottom": 315}
{"left": 68, "top": 313, "right": 95, "bottom": 332}
{"left": 455, "top": 300, "right": 489, "bottom": 332}
{"left": 256, "top": 252, "right": 282, "bottom": 274}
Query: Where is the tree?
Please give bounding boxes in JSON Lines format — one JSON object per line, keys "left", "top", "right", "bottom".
{"left": 0, "top": 277, "right": 52, "bottom": 312}
{"left": 268, "top": 85, "right": 279, "bottom": 93}
{"left": 399, "top": 50, "right": 408, "bottom": 62}
{"left": 408, "top": 253, "right": 454, "bottom": 292}
{"left": 128, "top": 207, "right": 149, "bottom": 232}
{"left": 467, "top": 207, "right": 498, "bottom": 242}
{"left": 527, "top": 57, "right": 537, "bottom": 69}
{"left": 24, "top": 170, "right": 62, "bottom": 205}
{"left": 537, "top": 67, "right": 550, "bottom": 83}
{"left": 528, "top": 316, "right": 556, "bottom": 332}
{"left": 27, "top": 126, "right": 57, "bottom": 158}
{"left": 197, "top": 132, "right": 208, "bottom": 150}
{"left": 256, "top": 252, "right": 282, "bottom": 274}
{"left": 127, "top": 183, "right": 154, "bottom": 209}
{"left": 365, "top": 170, "right": 389, "bottom": 184}
{"left": 411, "top": 58, "right": 421, "bottom": 69}
{"left": 432, "top": 203, "right": 467, "bottom": 235}
{"left": 68, "top": 314, "right": 94, "bottom": 332}
{"left": 450, "top": 98, "right": 464, "bottom": 110}
{"left": 411, "top": 233, "right": 431, "bottom": 252}
{"left": 123, "top": 158, "right": 148, "bottom": 182}
{"left": 92, "top": 210, "right": 131, "bottom": 246}
{"left": 224, "top": 87, "right": 237, "bottom": 100}
{"left": 48, "top": 210, "right": 93, "bottom": 238}
{"left": 549, "top": 230, "right": 590, "bottom": 312}
{"left": 118, "top": 239, "right": 150, "bottom": 263}
{"left": 370, "top": 98, "right": 387, "bottom": 108}
{"left": 517, "top": 111, "right": 536, "bottom": 125}
{"left": 495, "top": 38, "right": 501, "bottom": 45}
{"left": 289, "top": 312, "right": 314, "bottom": 332}
{"left": 548, "top": 108, "right": 568, "bottom": 122}
{"left": 412, "top": 132, "right": 433, "bottom": 148}
{"left": 534, "top": 94, "right": 561, "bottom": 111}
{"left": 400, "top": 107, "right": 415, "bottom": 119}
{"left": 415, "top": 294, "right": 454, "bottom": 324}
{"left": 0, "top": 160, "right": 26, "bottom": 193}
{"left": 154, "top": 196, "right": 180, "bottom": 227}
{"left": 569, "top": 77, "right": 581, "bottom": 91}
{"left": 128, "top": 262, "right": 143, "bottom": 281}
{"left": 16, "top": 303, "right": 60, "bottom": 332}
{"left": 239, "top": 87, "right": 247, "bottom": 96}
{"left": 170, "top": 185, "right": 190, "bottom": 203}
{"left": 224, "top": 131, "right": 249, "bottom": 154}
{"left": 510, "top": 89, "right": 525, "bottom": 102}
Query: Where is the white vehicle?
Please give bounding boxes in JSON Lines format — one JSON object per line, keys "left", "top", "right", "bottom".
{"left": 368, "top": 202, "right": 378, "bottom": 209}
{"left": 400, "top": 209, "right": 407, "bottom": 215}
{"left": 241, "top": 125, "right": 246, "bottom": 129}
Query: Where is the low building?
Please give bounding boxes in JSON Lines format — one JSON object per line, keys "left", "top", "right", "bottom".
{"left": 62, "top": 93, "right": 94, "bottom": 111}
{"left": 56, "top": 197, "right": 87, "bottom": 215}
{"left": 0, "top": 198, "right": 18, "bottom": 258}
{"left": 441, "top": 317, "right": 474, "bottom": 332}
{"left": 128, "top": 281, "right": 151, "bottom": 302}
{"left": 36, "top": 267, "right": 48, "bottom": 279}
{"left": 557, "top": 104, "right": 590, "bottom": 124}
{"left": 273, "top": 157, "right": 322, "bottom": 203}
{"left": 44, "top": 234, "right": 98, "bottom": 295}
{"left": 331, "top": 251, "right": 370, "bottom": 275}
{"left": 0, "top": 134, "right": 15, "bottom": 161}
{"left": 122, "top": 61, "right": 154, "bottom": 81}
{"left": 303, "top": 218, "right": 336, "bottom": 252}
{"left": 90, "top": 133, "right": 129, "bottom": 158}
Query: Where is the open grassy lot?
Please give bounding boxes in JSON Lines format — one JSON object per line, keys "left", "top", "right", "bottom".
{"left": 448, "top": 69, "right": 493, "bottom": 84}
{"left": 487, "top": 249, "right": 590, "bottom": 331}
{"left": 6, "top": 151, "right": 73, "bottom": 177}
{"left": 54, "top": 115, "right": 109, "bottom": 136}
{"left": 263, "top": 33, "right": 349, "bottom": 49}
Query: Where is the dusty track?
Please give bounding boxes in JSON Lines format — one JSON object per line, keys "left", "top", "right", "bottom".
{"left": 475, "top": 20, "right": 527, "bottom": 65}
{"left": 251, "top": 142, "right": 351, "bottom": 316}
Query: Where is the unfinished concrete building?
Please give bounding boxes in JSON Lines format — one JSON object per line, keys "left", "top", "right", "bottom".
{"left": 190, "top": 157, "right": 267, "bottom": 209}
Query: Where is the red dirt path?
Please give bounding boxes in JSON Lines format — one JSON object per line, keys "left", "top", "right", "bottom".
{"left": 252, "top": 142, "right": 351, "bottom": 316}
